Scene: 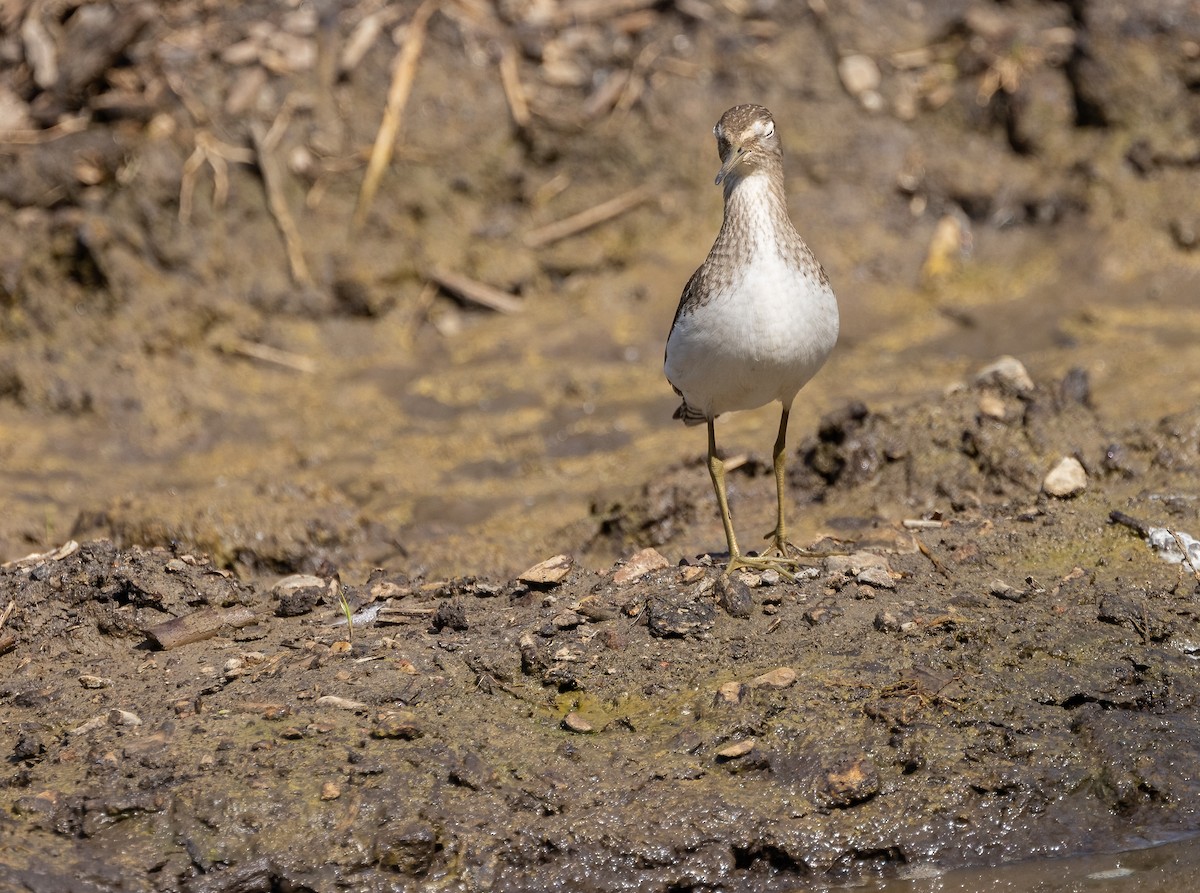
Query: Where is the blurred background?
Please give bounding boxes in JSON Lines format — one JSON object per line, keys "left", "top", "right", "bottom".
{"left": 1, "top": 0, "right": 1198, "bottom": 579}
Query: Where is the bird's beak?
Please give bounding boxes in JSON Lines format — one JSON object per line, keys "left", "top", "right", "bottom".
{"left": 714, "top": 147, "right": 745, "bottom": 186}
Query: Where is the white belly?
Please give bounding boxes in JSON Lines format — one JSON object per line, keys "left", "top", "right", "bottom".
{"left": 664, "top": 252, "right": 839, "bottom": 419}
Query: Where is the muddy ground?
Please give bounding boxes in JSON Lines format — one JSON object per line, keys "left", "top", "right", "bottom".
{"left": 3, "top": 0, "right": 1200, "bottom": 889}
{"left": 4, "top": 377, "right": 1200, "bottom": 891}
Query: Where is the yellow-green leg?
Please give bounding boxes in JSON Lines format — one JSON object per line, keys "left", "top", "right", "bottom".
{"left": 765, "top": 404, "right": 793, "bottom": 554}
{"left": 707, "top": 419, "right": 742, "bottom": 563}
{"left": 707, "top": 413, "right": 806, "bottom": 577}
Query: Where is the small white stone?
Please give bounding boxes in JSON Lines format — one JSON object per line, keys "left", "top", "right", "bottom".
{"left": 975, "top": 356, "right": 1034, "bottom": 394}
{"left": 716, "top": 738, "right": 757, "bottom": 759}
{"left": 838, "top": 54, "right": 881, "bottom": 96}
{"left": 562, "top": 711, "right": 594, "bottom": 733}
{"left": 1043, "top": 457, "right": 1087, "bottom": 498}
{"left": 750, "top": 667, "right": 797, "bottom": 689}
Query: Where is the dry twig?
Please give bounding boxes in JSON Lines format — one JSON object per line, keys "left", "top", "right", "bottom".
{"left": 914, "top": 536, "right": 952, "bottom": 579}
{"left": 523, "top": 184, "right": 654, "bottom": 248}
{"left": 250, "top": 120, "right": 312, "bottom": 285}
{"left": 0, "top": 115, "right": 89, "bottom": 146}
{"left": 222, "top": 338, "right": 317, "bottom": 373}
{"left": 428, "top": 268, "right": 523, "bottom": 314}
{"left": 548, "top": 0, "right": 661, "bottom": 27}
{"left": 145, "top": 605, "right": 257, "bottom": 650}
{"left": 179, "top": 131, "right": 254, "bottom": 225}
{"left": 353, "top": 0, "right": 438, "bottom": 232}
{"left": 499, "top": 43, "right": 530, "bottom": 129}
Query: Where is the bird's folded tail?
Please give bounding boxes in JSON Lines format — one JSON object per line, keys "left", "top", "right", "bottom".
{"left": 673, "top": 400, "right": 708, "bottom": 427}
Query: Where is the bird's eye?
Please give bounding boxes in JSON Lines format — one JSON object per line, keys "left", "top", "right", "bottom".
{"left": 763, "top": 122, "right": 775, "bottom": 138}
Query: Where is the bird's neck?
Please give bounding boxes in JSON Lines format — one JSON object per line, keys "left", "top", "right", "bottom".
{"left": 717, "top": 165, "right": 795, "bottom": 251}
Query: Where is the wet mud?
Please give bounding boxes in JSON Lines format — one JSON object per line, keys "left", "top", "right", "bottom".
{"left": 4, "top": 370, "right": 1200, "bottom": 891}
{"left": 3, "top": 0, "right": 1200, "bottom": 889}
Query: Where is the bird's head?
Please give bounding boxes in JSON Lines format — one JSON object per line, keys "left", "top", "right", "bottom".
{"left": 714, "top": 104, "right": 780, "bottom": 187}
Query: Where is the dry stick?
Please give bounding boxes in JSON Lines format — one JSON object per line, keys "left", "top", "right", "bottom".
{"left": 427, "top": 268, "right": 523, "bottom": 314}
{"left": 353, "top": 0, "right": 438, "bottom": 232}
{"left": 523, "top": 185, "right": 654, "bottom": 248}
{"left": 223, "top": 338, "right": 317, "bottom": 373}
{"left": 145, "top": 605, "right": 257, "bottom": 651}
{"left": 915, "top": 536, "right": 952, "bottom": 579}
{"left": 0, "top": 115, "right": 89, "bottom": 146}
{"left": 250, "top": 120, "right": 312, "bottom": 286}
{"left": 498, "top": 44, "right": 530, "bottom": 129}
{"left": 549, "top": 0, "right": 661, "bottom": 27}
{"left": 1169, "top": 529, "right": 1200, "bottom": 582}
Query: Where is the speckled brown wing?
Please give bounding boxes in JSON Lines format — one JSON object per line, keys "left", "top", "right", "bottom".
{"left": 665, "top": 264, "right": 712, "bottom": 426}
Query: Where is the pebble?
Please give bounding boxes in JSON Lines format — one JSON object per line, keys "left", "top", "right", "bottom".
{"left": 320, "top": 782, "right": 341, "bottom": 801}
{"left": 715, "top": 681, "right": 744, "bottom": 705}
{"left": 552, "top": 610, "right": 585, "bottom": 629}
{"left": 989, "top": 579, "right": 1031, "bottom": 602}
{"left": 679, "top": 566, "right": 707, "bottom": 584}
{"left": 315, "top": 695, "right": 366, "bottom": 711}
{"left": 750, "top": 667, "right": 797, "bottom": 689}
{"left": 613, "top": 548, "right": 670, "bottom": 585}
{"left": 107, "top": 708, "right": 142, "bottom": 727}
{"left": 647, "top": 597, "right": 715, "bottom": 638}
{"left": 12, "top": 733, "right": 44, "bottom": 761}
{"left": 974, "top": 355, "right": 1034, "bottom": 395}
{"left": 562, "top": 711, "right": 594, "bottom": 733}
{"left": 824, "top": 551, "right": 890, "bottom": 578}
{"left": 715, "top": 574, "right": 752, "bottom": 619}
{"left": 432, "top": 599, "right": 469, "bottom": 632}
{"left": 78, "top": 674, "right": 111, "bottom": 689}
{"left": 518, "top": 553, "right": 573, "bottom": 587}
{"left": 273, "top": 574, "right": 335, "bottom": 617}
{"left": 371, "top": 711, "right": 423, "bottom": 740}
{"left": 803, "top": 603, "right": 843, "bottom": 625}
{"left": 819, "top": 754, "right": 880, "bottom": 807}
{"left": 838, "top": 54, "right": 882, "bottom": 108}
{"left": 874, "top": 610, "right": 903, "bottom": 633}
{"left": 1043, "top": 456, "right": 1087, "bottom": 498}
{"left": 716, "top": 738, "right": 756, "bottom": 760}
{"left": 856, "top": 566, "right": 895, "bottom": 589}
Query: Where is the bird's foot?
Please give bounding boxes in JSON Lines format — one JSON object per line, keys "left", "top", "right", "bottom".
{"left": 725, "top": 550, "right": 807, "bottom": 580}
{"left": 761, "top": 532, "right": 826, "bottom": 562}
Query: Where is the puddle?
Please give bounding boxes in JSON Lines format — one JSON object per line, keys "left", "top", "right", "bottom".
{"left": 850, "top": 836, "right": 1200, "bottom": 893}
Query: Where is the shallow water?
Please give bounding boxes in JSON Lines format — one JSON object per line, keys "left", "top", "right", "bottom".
{"left": 849, "top": 837, "right": 1200, "bottom": 893}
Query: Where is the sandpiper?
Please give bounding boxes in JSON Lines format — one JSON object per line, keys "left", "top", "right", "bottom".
{"left": 664, "top": 104, "right": 839, "bottom": 574}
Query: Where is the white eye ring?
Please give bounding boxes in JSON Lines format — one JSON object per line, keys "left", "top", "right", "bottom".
{"left": 762, "top": 122, "right": 775, "bottom": 138}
